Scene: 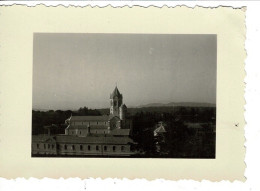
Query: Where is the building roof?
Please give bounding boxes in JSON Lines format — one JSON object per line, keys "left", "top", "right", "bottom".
{"left": 68, "top": 125, "right": 109, "bottom": 129}
{"left": 69, "top": 115, "right": 109, "bottom": 122}
{"left": 109, "top": 129, "right": 130, "bottom": 136}
{"left": 120, "top": 104, "right": 127, "bottom": 109}
{"left": 89, "top": 125, "right": 109, "bottom": 129}
{"left": 110, "top": 86, "right": 122, "bottom": 99}
{"left": 108, "top": 115, "right": 120, "bottom": 120}
{"left": 55, "top": 135, "right": 135, "bottom": 145}
{"left": 32, "top": 135, "right": 56, "bottom": 142}
{"left": 154, "top": 125, "right": 166, "bottom": 134}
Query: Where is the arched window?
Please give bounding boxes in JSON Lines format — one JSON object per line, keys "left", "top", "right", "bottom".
{"left": 80, "top": 145, "right": 83, "bottom": 151}
{"left": 72, "top": 145, "right": 75, "bottom": 150}
{"left": 44, "top": 144, "right": 46, "bottom": 149}
{"left": 96, "top": 145, "right": 99, "bottom": 151}
{"left": 52, "top": 144, "right": 55, "bottom": 149}
{"left": 113, "top": 146, "right": 116, "bottom": 152}
{"left": 121, "top": 146, "right": 125, "bottom": 151}
{"left": 36, "top": 144, "right": 39, "bottom": 149}
{"left": 104, "top": 146, "right": 107, "bottom": 151}
{"left": 64, "top": 145, "right": 67, "bottom": 150}
{"left": 88, "top": 145, "right": 91, "bottom": 151}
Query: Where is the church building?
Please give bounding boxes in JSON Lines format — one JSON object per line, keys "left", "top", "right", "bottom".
{"left": 65, "top": 86, "right": 132, "bottom": 136}
{"left": 32, "top": 87, "right": 136, "bottom": 157}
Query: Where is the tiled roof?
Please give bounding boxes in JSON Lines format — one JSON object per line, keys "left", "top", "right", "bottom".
{"left": 68, "top": 125, "right": 109, "bottom": 129}
{"left": 69, "top": 115, "right": 109, "bottom": 122}
{"left": 108, "top": 115, "right": 120, "bottom": 120}
{"left": 55, "top": 135, "right": 135, "bottom": 144}
{"left": 89, "top": 125, "right": 109, "bottom": 129}
{"left": 32, "top": 135, "right": 56, "bottom": 142}
{"left": 109, "top": 129, "right": 130, "bottom": 136}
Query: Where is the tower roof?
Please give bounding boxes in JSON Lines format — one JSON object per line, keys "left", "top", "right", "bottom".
{"left": 110, "top": 86, "right": 122, "bottom": 98}
{"left": 154, "top": 125, "right": 166, "bottom": 134}
{"left": 120, "top": 104, "right": 127, "bottom": 109}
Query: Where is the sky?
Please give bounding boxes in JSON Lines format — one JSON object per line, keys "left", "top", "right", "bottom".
{"left": 33, "top": 33, "right": 216, "bottom": 110}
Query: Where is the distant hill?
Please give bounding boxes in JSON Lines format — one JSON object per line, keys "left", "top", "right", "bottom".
{"left": 33, "top": 102, "right": 216, "bottom": 115}
{"left": 97, "top": 102, "right": 216, "bottom": 116}
{"left": 138, "top": 102, "right": 216, "bottom": 108}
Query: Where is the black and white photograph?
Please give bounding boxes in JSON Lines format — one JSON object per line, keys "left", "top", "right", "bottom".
{"left": 32, "top": 33, "right": 216, "bottom": 158}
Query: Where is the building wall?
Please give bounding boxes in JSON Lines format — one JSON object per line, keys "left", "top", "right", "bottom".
{"left": 109, "top": 118, "right": 121, "bottom": 130}
{"left": 89, "top": 129, "right": 109, "bottom": 134}
{"left": 67, "top": 128, "right": 110, "bottom": 136}
{"left": 67, "top": 129, "right": 89, "bottom": 136}
{"left": 32, "top": 140, "right": 133, "bottom": 156}
{"left": 32, "top": 142, "right": 57, "bottom": 155}
{"left": 72, "top": 121, "right": 108, "bottom": 126}
{"left": 57, "top": 143, "right": 131, "bottom": 156}
{"left": 110, "top": 97, "right": 122, "bottom": 116}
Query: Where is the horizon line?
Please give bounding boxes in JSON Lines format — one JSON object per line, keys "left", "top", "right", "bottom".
{"left": 32, "top": 101, "right": 216, "bottom": 111}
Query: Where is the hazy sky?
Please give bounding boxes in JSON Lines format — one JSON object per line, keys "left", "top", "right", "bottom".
{"left": 33, "top": 33, "right": 216, "bottom": 110}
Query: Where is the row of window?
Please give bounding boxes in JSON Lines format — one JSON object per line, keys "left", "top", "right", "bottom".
{"left": 63, "top": 144, "right": 125, "bottom": 152}
{"left": 72, "top": 122, "right": 107, "bottom": 125}
{"left": 35, "top": 143, "right": 127, "bottom": 152}
{"left": 70, "top": 130, "right": 107, "bottom": 135}
{"left": 36, "top": 143, "right": 55, "bottom": 150}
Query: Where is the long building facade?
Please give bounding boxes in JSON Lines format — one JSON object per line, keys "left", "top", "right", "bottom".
{"left": 32, "top": 87, "right": 137, "bottom": 157}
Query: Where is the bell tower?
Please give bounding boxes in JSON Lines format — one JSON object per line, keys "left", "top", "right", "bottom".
{"left": 110, "top": 86, "right": 123, "bottom": 117}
